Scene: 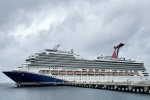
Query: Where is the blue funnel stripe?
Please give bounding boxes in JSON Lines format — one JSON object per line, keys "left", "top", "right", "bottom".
{"left": 116, "top": 48, "right": 120, "bottom": 57}
{"left": 116, "top": 46, "right": 123, "bottom": 57}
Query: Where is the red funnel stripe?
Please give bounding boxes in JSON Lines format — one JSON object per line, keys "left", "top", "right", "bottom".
{"left": 111, "top": 49, "right": 117, "bottom": 58}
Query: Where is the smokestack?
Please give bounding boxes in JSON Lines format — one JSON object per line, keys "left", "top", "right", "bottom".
{"left": 111, "top": 43, "right": 124, "bottom": 58}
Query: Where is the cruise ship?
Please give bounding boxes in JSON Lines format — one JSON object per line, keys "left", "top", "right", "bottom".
{"left": 3, "top": 43, "right": 149, "bottom": 87}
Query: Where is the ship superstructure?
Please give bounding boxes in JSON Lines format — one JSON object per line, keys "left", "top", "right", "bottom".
{"left": 3, "top": 43, "right": 149, "bottom": 86}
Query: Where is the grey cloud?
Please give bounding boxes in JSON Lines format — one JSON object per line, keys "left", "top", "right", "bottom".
{"left": 0, "top": 33, "right": 18, "bottom": 50}
{"left": 0, "top": 0, "right": 71, "bottom": 32}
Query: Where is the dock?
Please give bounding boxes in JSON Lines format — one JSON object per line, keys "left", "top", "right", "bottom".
{"left": 65, "top": 82, "right": 150, "bottom": 94}
{"left": 16, "top": 81, "right": 150, "bottom": 94}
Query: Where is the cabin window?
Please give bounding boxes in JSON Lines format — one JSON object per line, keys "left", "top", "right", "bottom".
{"left": 144, "top": 75, "right": 149, "bottom": 76}
{"left": 143, "top": 73, "right": 148, "bottom": 74}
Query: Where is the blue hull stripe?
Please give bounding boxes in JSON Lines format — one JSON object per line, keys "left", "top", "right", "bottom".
{"left": 3, "top": 71, "right": 67, "bottom": 83}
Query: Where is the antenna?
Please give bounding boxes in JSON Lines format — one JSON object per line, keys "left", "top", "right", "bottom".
{"left": 53, "top": 44, "right": 61, "bottom": 50}
{"left": 53, "top": 40, "right": 62, "bottom": 50}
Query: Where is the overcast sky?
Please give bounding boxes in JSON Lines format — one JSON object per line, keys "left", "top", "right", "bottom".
{"left": 0, "top": 0, "right": 150, "bottom": 82}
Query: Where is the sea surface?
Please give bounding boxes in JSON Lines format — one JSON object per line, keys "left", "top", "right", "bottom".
{"left": 0, "top": 84, "right": 150, "bottom": 100}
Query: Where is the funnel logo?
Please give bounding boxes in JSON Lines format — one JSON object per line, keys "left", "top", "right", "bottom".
{"left": 111, "top": 43, "right": 124, "bottom": 58}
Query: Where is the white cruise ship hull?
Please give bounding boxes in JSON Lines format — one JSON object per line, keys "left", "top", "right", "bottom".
{"left": 3, "top": 70, "right": 148, "bottom": 84}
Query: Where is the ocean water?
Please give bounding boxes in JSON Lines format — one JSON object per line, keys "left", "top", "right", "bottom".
{"left": 0, "top": 84, "right": 150, "bottom": 100}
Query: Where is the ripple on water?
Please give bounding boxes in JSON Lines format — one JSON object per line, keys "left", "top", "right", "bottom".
{"left": 0, "top": 84, "right": 150, "bottom": 100}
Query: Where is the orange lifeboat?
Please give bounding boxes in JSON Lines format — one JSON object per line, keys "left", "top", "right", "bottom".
{"left": 82, "top": 71, "right": 88, "bottom": 75}
{"left": 74, "top": 71, "right": 81, "bottom": 75}
{"left": 59, "top": 70, "right": 66, "bottom": 75}
{"left": 125, "top": 72, "right": 129, "bottom": 75}
{"left": 95, "top": 72, "right": 100, "bottom": 75}
{"left": 88, "top": 71, "right": 95, "bottom": 75}
{"left": 106, "top": 72, "right": 112, "bottom": 75}
{"left": 51, "top": 70, "right": 58, "bottom": 75}
{"left": 130, "top": 72, "right": 134, "bottom": 75}
{"left": 101, "top": 72, "right": 107, "bottom": 75}
{"left": 112, "top": 72, "right": 118, "bottom": 75}
{"left": 67, "top": 71, "right": 74, "bottom": 75}
{"left": 119, "top": 72, "right": 124, "bottom": 75}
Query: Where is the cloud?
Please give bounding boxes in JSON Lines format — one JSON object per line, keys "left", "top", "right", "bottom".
{"left": 1, "top": 0, "right": 150, "bottom": 82}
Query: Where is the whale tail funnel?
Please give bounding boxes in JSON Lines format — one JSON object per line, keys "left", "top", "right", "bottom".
{"left": 111, "top": 43, "right": 124, "bottom": 58}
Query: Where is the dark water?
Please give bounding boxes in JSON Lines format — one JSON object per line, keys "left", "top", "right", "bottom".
{"left": 0, "top": 84, "right": 150, "bottom": 100}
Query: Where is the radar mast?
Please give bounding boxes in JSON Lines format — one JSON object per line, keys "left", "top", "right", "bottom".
{"left": 53, "top": 44, "right": 61, "bottom": 50}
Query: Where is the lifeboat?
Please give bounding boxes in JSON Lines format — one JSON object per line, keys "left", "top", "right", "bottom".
{"left": 59, "top": 70, "right": 66, "bottom": 75}
{"left": 119, "top": 72, "right": 125, "bottom": 75}
{"left": 51, "top": 70, "right": 58, "bottom": 75}
{"left": 88, "top": 71, "right": 95, "bottom": 75}
{"left": 130, "top": 72, "right": 134, "bottom": 75}
{"left": 112, "top": 72, "right": 118, "bottom": 75}
{"left": 74, "top": 71, "right": 81, "bottom": 75}
{"left": 82, "top": 71, "right": 88, "bottom": 75}
{"left": 101, "top": 72, "right": 107, "bottom": 75}
{"left": 106, "top": 72, "right": 112, "bottom": 75}
{"left": 95, "top": 72, "right": 100, "bottom": 75}
{"left": 67, "top": 71, "right": 74, "bottom": 75}
{"left": 125, "top": 72, "right": 129, "bottom": 75}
